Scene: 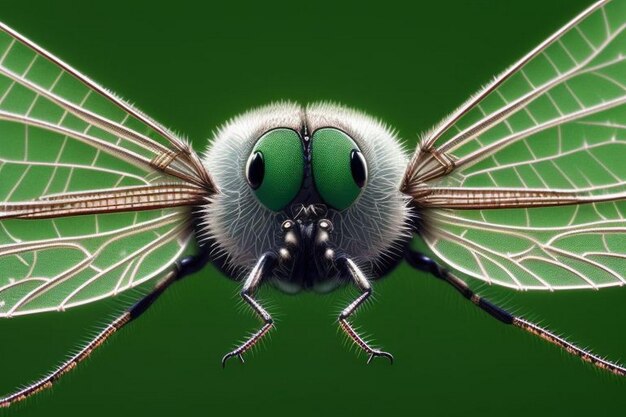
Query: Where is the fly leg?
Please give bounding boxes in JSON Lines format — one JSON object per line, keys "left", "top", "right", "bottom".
{"left": 221, "top": 253, "right": 278, "bottom": 367}
{"left": 336, "top": 256, "right": 394, "bottom": 364}
{"left": 405, "top": 249, "right": 626, "bottom": 376}
{"left": 0, "top": 249, "right": 210, "bottom": 408}
{"left": 314, "top": 219, "right": 393, "bottom": 364}
{"left": 221, "top": 219, "right": 298, "bottom": 367}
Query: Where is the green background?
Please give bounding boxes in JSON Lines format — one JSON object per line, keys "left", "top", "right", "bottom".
{"left": 1, "top": 0, "right": 625, "bottom": 416}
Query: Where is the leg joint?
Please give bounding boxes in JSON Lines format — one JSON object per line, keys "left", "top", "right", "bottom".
{"left": 175, "top": 252, "right": 210, "bottom": 279}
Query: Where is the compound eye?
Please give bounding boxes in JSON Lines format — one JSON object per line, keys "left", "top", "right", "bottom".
{"left": 311, "top": 128, "right": 368, "bottom": 211}
{"left": 246, "top": 128, "right": 304, "bottom": 211}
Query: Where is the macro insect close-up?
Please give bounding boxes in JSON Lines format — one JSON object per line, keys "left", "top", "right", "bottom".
{"left": 1, "top": 0, "right": 626, "bottom": 415}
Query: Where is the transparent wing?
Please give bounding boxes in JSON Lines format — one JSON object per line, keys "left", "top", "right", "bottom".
{"left": 0, "top": 210, "right": 193, "bottom": 317}
{"left": 404, "top": 0, "right": 626, "bottom": 290}
{"left": 0, "top": 22, "right": 213, "bottom": 192}
{"left": 0, "top": 23, "right": 213, "bottom": 315}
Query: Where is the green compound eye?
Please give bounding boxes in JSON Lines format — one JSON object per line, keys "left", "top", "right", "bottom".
{"left": 311, "top": 128, "right": 367, "bottom": 211}
{"left": 246, "top": 128, "right": 304, "bottom": 211}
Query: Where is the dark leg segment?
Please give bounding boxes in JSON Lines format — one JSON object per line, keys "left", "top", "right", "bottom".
{"left": 406, "top": 249, "right": 626, "bottom": 376}
{"left": 336, "top": 256, "right": 393, "bottom": 364}
{"left": 221, "top": 252, "right": 277, "bottom": 367}
{"left": 0, "top": 251, "right": 210, "bottom": 408}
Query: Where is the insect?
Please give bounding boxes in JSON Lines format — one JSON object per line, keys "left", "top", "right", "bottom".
{"left": 1, "top": 0, "right": 625, "bottom": 407}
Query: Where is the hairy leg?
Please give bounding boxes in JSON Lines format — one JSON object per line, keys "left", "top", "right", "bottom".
{"left": 405, "top": 249, "right": 626, "bottom": 376}
{"left": 336, "top": 256, "right": 393, "bottom": 364}
{"left": 0, "top": 251, "right": 210, "bottom": 408}
{"left": 221, "top": 252, "right": 277, "bottom": 367}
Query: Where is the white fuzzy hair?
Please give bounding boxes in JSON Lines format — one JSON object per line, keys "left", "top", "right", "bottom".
{"left": 201, "top": 101, "right": 411, "bottom": 279}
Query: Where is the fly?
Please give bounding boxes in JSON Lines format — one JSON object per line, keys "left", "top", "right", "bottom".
{"left": 0, "top": 0, "right": 625, "bottom": 408}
